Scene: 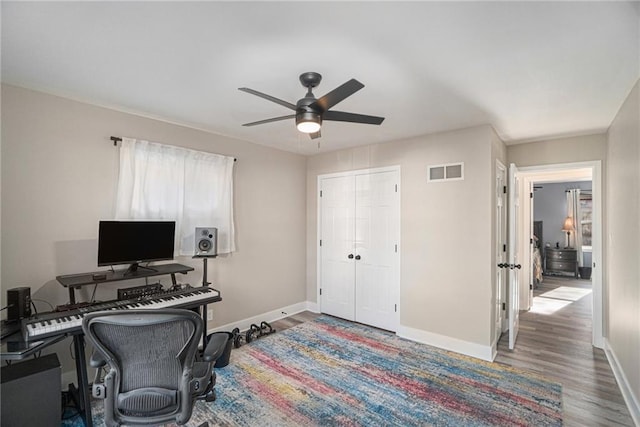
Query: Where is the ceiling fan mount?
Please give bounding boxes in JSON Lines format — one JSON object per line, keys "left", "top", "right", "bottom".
{"left": 299, "top": 71, "right": 322, "bottom": 90}
{"left": 239, "top": 72, "right": 384, "bottom": 139}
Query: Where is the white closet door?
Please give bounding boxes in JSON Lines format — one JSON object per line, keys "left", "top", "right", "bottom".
{"left": 319, "top": 167, "right": 400, "bottom": 332}
{"left": 354, "top": 171, "right": 399, "bottom": 331}
{"left": 319, "top": 175, "right": 356, "bottom": 321}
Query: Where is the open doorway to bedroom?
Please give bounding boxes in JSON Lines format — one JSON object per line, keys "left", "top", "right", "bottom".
{"left": 508, "top": 162, "right": 602, "bottom": 348}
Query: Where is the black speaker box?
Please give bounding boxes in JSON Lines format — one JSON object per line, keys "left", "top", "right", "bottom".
{"left": 195, "top": 227, "right": 218, "bottom": 257}
{"left": 1, "top": 353, "right": 61, "bottom": 427}
{"left": 6, "top": 287, "right": 31, "bottom": 322}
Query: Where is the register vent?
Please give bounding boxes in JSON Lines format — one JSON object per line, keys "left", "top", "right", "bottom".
{"left": 427, "top": 162, "right": 464, "bottom": 182}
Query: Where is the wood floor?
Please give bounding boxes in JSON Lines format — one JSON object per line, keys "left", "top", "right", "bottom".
{"left": 495, "top": 275, "right": 634, "bottom": 426}
{"left": 270, "top": 276, "right": 634, "bottom": 426}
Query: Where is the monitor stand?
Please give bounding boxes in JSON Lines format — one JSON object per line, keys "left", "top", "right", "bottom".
{"left": 123, "top": 262, "right": 158, "bottom": 276}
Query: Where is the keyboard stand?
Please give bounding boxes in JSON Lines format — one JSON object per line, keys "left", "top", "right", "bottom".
{"left": 56, "top": 263, "right": 194, "bottom": 304}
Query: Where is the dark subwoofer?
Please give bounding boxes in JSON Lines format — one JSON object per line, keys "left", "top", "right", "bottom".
{"left": 195, "top": 227, "right": 218, "bottom": 257}
{"left": 6, "top": 287, "right": 31, "bottom": 323}
{"left": 1, "top": 353, "right": 61, "bottom": 427}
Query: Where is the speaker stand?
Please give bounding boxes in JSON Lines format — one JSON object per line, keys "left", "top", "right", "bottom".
{"left": 199, "top": 256, "right": 215, "bottom": 350}
{"left": 202, "top": 258, "right": 211, "bottom": 287}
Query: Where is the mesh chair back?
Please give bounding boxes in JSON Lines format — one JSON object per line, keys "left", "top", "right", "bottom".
{"left": 83, "top": 309, "right": 203, "bottom": 425}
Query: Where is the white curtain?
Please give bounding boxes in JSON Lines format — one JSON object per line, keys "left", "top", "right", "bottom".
{"left": 567, "top": 189, "right": 583, "bottom": 267}
{"left": 115, "top": 138, "right": 235, "bottom": 256}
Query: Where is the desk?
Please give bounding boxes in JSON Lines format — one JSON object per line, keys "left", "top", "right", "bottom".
{"left": 2, "top": 321, "right": 92, "bottom": 426}
{"left": 57, "top": 263, "right": 194, "bottom": 304}
{"left": 1, "top": 329, "right": 65, "bottom": 361}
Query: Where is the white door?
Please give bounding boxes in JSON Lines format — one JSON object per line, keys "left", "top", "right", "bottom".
{"left": 495, "top": 162, "right": 507, "bottom": 338}
{"left": 527, "top": 181, "right": 534, "bottom": 307}
{"left": 319, "top": 167, "right": 400, "bottom": 332}
{"left": 319, "top": 175, "right": 356, "bottom": 321}
{"left": 508, "top": 163, "right": 521, "bottom": 350}
{"left": 354, "top": 171, "right": 399, "bottom": 331}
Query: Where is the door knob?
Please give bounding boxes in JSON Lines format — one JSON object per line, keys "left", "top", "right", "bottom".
{"left": 515, "top": 264, "right": 522, "bottom": 269}
{"left": 348, "top": 254, "right": 354, "bottom": 259}
{"left": 355, "top": 255, "right": 361, "bottom": 260}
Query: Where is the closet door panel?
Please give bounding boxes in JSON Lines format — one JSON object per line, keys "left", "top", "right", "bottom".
{"left": 354, "top": 171, "right": 399, "bottom": 331}
{"left": 319, "top": 175, "right": 356, "bottom": 321}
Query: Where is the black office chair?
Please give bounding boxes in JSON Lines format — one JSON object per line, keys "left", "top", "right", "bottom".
{"left": 82, "top": 309, "right": 228, "bottom": 427}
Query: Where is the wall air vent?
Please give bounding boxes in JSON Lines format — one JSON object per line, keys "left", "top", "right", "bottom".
{"left": 427, "top": 162, "right": 464, "bottom": 182}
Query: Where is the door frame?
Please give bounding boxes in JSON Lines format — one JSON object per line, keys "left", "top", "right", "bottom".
{"left": 513, "top": 161, "right": 603, "bottom": 348}
{"left": 495, "top": 160, "right": 508, "bottom": 338}
{"left": 317, "top": 165, "right": 401, "bottom": 329}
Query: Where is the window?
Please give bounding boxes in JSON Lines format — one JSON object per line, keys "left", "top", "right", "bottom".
{"left": 115, "top": 138, "right": 235, "bottom": 256}
{"left": 580, "top": 192, "right": 592, "bottom": 248}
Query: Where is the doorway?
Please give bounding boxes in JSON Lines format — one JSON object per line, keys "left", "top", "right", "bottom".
{"left": 508, "top": 161, "right": 602, "bottom": 349}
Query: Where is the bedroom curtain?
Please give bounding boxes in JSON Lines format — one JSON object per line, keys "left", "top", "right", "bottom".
{"left": 115, "top": 138, "right": 235, "bottom": 256}
{"left": 566, "top": 189, "right": 583, "bottom": 267}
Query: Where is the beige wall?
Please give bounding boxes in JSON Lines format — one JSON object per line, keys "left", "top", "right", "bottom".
{"left": 507, "top": 133, "right": 607, "bottom": 168}
{"left": 606, "top": 79, "right": 640, "bottom": 412}
{"left": 1, "top": 84, "right": 307, "bottom": 375}
{"left": 307, "top": 125, "right": 497, "bottom": 350}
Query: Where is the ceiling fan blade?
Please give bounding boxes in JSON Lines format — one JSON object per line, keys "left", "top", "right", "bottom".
{"left": 238, "top": 87, "right": 297, "bottom": 111}
{"left": 309, "top": 130, "right": 321, "bottom": 140}
{"left": 242, "top": 114, "right": 295, "bottom": 127}
{"left": 323, "top": 110, "right": 385, "bottom": 125}
{"left": 311, "top": 79, "right": 364, "bottom": 111}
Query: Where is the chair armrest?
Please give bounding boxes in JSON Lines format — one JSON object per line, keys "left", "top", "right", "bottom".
{"left": 203, "top": 334, "right": 228, "bottom": 362}
{"left": 89, "top": 350, "right": 107, "bottom": 368}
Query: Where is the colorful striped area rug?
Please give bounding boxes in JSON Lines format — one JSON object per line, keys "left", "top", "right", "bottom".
{"left": 189, "top": 315, "right": 562, "bottom": 426}
{"left": 77, "top": 315, "right": 562, "bottom": 426}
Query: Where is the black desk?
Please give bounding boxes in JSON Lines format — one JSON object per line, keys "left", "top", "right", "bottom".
{"left": 1, "top": 328, "right": 64, "bottom": 361}
{"left": 57, "top": 263, "right": 194, "bottom": 304}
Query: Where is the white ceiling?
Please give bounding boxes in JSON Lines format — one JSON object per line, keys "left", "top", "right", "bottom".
{"left": 2, "top": 1, "right": 639, "bottom": 155}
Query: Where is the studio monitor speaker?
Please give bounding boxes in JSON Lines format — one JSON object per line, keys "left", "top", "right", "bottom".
{"left": 6, "top": 287, "right": 31, "bottom": 323}
{"left": 195, "top": 227, "right": 218, "bottom": 257}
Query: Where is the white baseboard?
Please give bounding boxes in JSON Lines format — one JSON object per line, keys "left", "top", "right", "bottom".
{"left": 397, "top": 324, "right": 494, "bottom": 362}
{"left": 490, "top": 336, "right": 499, "bottom": 361}
{"left": 604, "top": 339, "right": 640, "bottom": 426}
{"left": 207, "top": 300, "right": 318, "bottom": 334}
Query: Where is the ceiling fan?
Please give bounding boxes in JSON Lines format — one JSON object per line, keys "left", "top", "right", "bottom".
{"left": 239, "top": 72, "right": 385, "bottom": 139}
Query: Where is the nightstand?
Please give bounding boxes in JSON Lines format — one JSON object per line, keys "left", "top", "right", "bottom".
{"left": 545, "top": 247, "right": 578, "bottom": 278}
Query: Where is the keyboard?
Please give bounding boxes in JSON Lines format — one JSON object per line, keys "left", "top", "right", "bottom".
{"left": 22, "top": 286, "right": 221, "bottom": 341}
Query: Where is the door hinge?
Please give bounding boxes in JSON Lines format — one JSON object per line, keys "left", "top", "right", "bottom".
{"left": 502, "top": 302, "right": 506, "bottom": 310}
{"left": 319, "top": 239, "right": 322, "bottom": 247}
{"left": 503, "top": 244, "right": 506, "bottom": 252}
{"left": 530, "top": 192, "right": 533, "bottom": 199}
{"left": 395, "top": 184, "right": 398, "bottom": 192}
{"left": 530, "top": 238, "right": 533, "bottom": 245}
{"left": 394, "top": 304, "right": 397, "bottom": 312}
{"left": 530, "top": 284, "right": 533, "bottom": 290}
{"left": 320, "top": 190, "right": 322, "bottom": 197}
{"left": 395, "top": 244, "right": 398, "bottom": 253}
{"left": 503, "top": 186, "right": 507, "bottom": 194}
{"left": 319, "top": 288, "right": 322, "bottom": 296}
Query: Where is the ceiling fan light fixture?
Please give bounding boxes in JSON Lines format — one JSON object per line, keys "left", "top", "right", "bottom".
{"left": 296, "top": 112, "right": 321, "bottom": 133}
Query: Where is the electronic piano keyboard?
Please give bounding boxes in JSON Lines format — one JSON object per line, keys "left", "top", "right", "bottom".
{"left": 22, "top": 286, "right": 221, "bottom": 341}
